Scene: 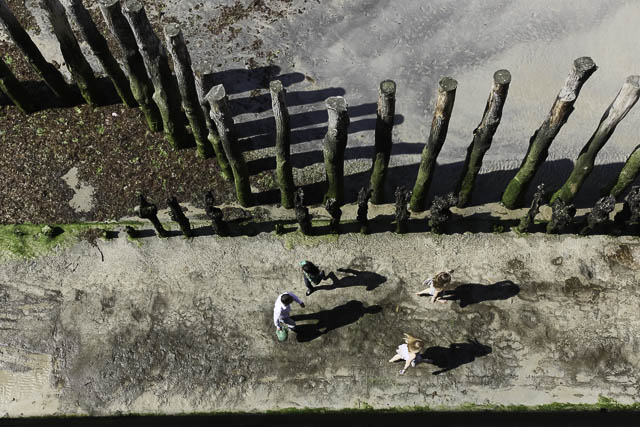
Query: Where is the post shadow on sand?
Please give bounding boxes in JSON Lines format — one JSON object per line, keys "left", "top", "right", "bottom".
{"left": 439, "top": 280, "right": 520, "bottom": 307}
{"left": 290, "top": 300, "right": 382, "bottom": 343}
{"left": 312, "top": 268, "right": 387, "bottom": 292}
{"left": 421, "top": 339, "right": 492, "bottom": 375}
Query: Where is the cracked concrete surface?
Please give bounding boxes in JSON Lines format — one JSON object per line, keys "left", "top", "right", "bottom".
{"left": 1, "top": 231, "right": 639, "bottom": 416}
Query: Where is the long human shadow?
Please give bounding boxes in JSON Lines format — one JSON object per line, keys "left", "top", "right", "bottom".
{"left": 441, "top": 280, "right": 520, "bottom": 308}
{"left": 421, "top": 339, "right": 492, "bottom": 375}
{"left": 290, "top": 300, "right": 382, "bottom": 343}
{"left": 313, "top": 268, "right": 387, "bottom": 292}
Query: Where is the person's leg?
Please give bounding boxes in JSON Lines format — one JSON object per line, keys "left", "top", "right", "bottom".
{"left": 281, "top": 316, "right": 296, "bottom": 330}
{"left": 303, "top": 275, "right": 314, "bottom": 295}
{"left": 325, "top": 271, "right": 339, "bottom": 285}
{"left": 416, "top": 288, "right": 433, "bottom": 296}
{"left": 389, "top": 354, "right": 403, "bottom": 363}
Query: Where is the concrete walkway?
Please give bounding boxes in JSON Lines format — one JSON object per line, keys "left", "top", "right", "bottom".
{"left": 1, "top": 230, "right": 639, "bottom": 416}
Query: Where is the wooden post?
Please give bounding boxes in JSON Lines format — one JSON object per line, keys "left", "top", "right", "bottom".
{"left": 294, "top": 188, "right": 312, "bottom": 235}
{"left": 325, "top": 198, "right": 342, "bottom": 234}
{"left": 516, "top": 183, "right": 546, "bottom": 233}
{"left": 546, "top": 199, "right": 576, "bottom": 234}
{"left": 356, "top": 187, "right": 373, "bottom": 234}
{"left": 205, "top": 84, "right": 252, "bottom": 207}
{"left": 410, "top": 77, "right": 457, "bottom": 211}
{"left": 0, "top": 59, "right": 36, "bottom": 113}
{"left": 370, "top": 80, "right": 396, "bottom": 204}
{"left": 0, "top": 0, "right": 75, "bottom": 100}
{"left": 551, "top": 75, "right": 640, "bottom": 204}
{"left": 167, "top": 196, "right": 193, "bottom": 237}
{"left": 603, "top": 144, "right": 640, "bottom": 200}
{"left": 195, "top": 73, "right": 232, "bottom": 181}
{"left": 501, "top": 57, "right": 597, "bottom": 209}
{"left": 42, "top": 0, "right": 102, "bottom": 105}
{"left": 164, "top": 23, "right": 213, "bottom": 158}
{"left": 134, "top": 195, "right": 168, "bottom": 237}
{"left": 67, "top": 0, "right": 137, "bottom": 107}
{"left": 323, "top": 96, "right": 349, "bottom": 205}
{"left": 394, "top": 186, "right": 411, "bottom": 234}
{"left": 270, "top": 80, "right": 295, "bottom": 208}
{"left": 99, "top": 0, "right": 161, "bottom": 131}
{"left": 455, "top": 70, "right": 511, "bottom": 207}
{"left": 122, "top": 0, "right": 189, "bottom": 148}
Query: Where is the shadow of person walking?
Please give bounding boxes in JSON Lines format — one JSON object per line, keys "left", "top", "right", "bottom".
{"left": 443, "top": 280, "right": 520, "bottom": 307}
{"left": 313, "top": 268, "right": 387, "bottom": 293}
{"left": 422, "top": 339, "right": 492, "bottom": 375}
{"left": 291, "top": 300, "right": 382, "bottom": 342}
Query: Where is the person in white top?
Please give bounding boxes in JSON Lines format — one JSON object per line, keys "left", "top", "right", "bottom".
{"left": 416, "top": 270, "right": 453, "bottom": 303}
{"left": 273, "top": 291, "right": 305, "bottom": 331}
{"left": 389, "top": 333, "right": 427, "bottom": 374}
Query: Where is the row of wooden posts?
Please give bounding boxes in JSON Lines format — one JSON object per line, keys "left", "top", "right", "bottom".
{"left": 2, "top": 1, "right": 640, "bottom": 213}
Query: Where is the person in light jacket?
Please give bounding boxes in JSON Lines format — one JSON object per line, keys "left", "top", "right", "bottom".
{"left": 388, "top": 333, "right": 427, "bottom": 375}
{"left": 416, "top": 270, "right": 453, "bottom": 303}
{"left": 274, "top": 291, "right": 305, "bottom": 331}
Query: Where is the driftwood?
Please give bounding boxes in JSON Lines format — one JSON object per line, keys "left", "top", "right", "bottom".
{"left": 551, "top": 75, "right": 640, "bottom": 204}
{"left": 356, "top": 187, "right": 373, "bottom": 234}
{"left": 134, "top": 195, "right": 168, "bottom": 237}
{"left": 501, "top": 57, "right": 597, "bottom": 209}
{"left": 370, "top": 80, "right": 396, "bottom": 204}
{"left": 205, "top": 84, "right": 252, "bottom": 207}
{"left": 294, "top": 188, "right": 312, "bottom": 235}
{"left": 323, "top": 96, "right": 349, "bottom": 205}
{"left": 194, "top": 72, "right": 232, "bottom": 181}
{"left": 167, "top": 196, "right": 193, "bottom": 237}
{"left": 394, "top": 186, "right": 411, "bottom": 234}
{"left": 270, "top": 80, "right": 295, "bottom": 208}
{"left": 203, "top": 191, "right": 229, "bottom": 236}
{"left": 455, "top": 69, "right": 511, "bottom": 207}
{"left": 410, "top": 77, "right": 457, "bottom": 212}
{"left": 0, "top": 59, "right": 35, "bottom": 113}
{"left": 516, "top": 183, "right": 546, "bottom": 233}
{"left": 42, "top": 0, "right": 101, "bottom": 105}
{"left": 99, "top": 0, "right": 161, "bottom": 131}
{"left": 325, "top": 198, "right": 342, "bottom": 234}
{"left": 0, "top": 0, "right": 75, "bottom": 100}
{"left": 122, "top": 0, "right": 189, "bottom": 148}
{"left": 164, "top": 23, "right": 213, "bottom": 158}
{"left": 67, "top": 0, "right": 137, "bottom": 107}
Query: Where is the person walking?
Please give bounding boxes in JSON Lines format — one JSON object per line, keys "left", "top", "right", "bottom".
{"left": 273, "top": 291, "right": 305, "bottom": 332}
{"left": 389, "top": 333, "right": 427, "bottom": 375}
{"left": 299, "top": 260, "right": 332, "bottom": 296}
{"left": 416, "top": 270, "right": 454, "bottom": 303}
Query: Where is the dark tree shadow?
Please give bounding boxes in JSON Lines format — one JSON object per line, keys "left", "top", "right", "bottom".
{"left": 421, "top": 339, "right": 492, "bottom": 375}
{"left": 442, "top": 280, "right": 520, "bottom": 307}
{"left": 290, "top": 300, "right": 382, "bottom": 342}
{"left": 313, "top": 268, "right": 387, "bottom": 292}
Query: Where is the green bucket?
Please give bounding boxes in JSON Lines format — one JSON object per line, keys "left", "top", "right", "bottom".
{"left": 276, "top": 327, "right": 288, "bottom": 342}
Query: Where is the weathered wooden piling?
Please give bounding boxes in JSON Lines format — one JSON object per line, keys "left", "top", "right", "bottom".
{"left": 0, "top": 0, "right": 74, "bottom": 100}
{"left": 501, "top": 57, "right": 597, "bottom": 209}
{"left": 205, "top": 84, "right": 252, "bottom": 207}
{"left": 356, "top": 187, "right": 373, "bottom": 234}
{"left": 325, "top": 198, "right": 342, "bottom": 234}
{"left": 580, "top": 195, "right": 615, "bottom": 235}
{"left": 428, "top": 192, "right": 457, "bottom": 233}
{"left": 410, "top": 77, "right": 457, "bottom": 211}
{"left": 551, "top": 75, "right": 640, "bottom": 204}
{"left": 0, "top": 59, "right": 35, "bottom": 113}
{"left": 99, "top": 0, "right": 161, "bottom": 131}
{"left": 546, "top": 199, "right": 576, "bottom": 234}
{"left": 370, "top": 80, "right": 397, "bottom": 204}
{"left": 270, "top": 80, "right": 296, "bottom": 208}
{"left": 167, "top": 196, "right": 193, "bottom": 237}
{"left": 323, "top": 96, "right": 349, "bottom": 205}
{"left": 164, "top": 23, "right": 213, "bottom": 158}
{"left": 122, "top": 0, "right": 189, "bottom": 148}
{"left": 394, "top": 186, "right": 411, "bottom": 234}
{"left": 204, "top": 191, "right": 229, "bottom": 236}
{"left": 67, "top": 0, "right": 137, "bottom": 107}
{"left": 294, "top": 188, "right": 312, "bottom": 235}
{"left": 134, "top": 195, "right": 168, "bottom": 237}
{"left": 455, "top": 69, "right": 511, "bottom": 208}
{"left": 603, "top": 144, "right": 640, "bottom": 199}
{"left": 194, "top": 73, "right": 233, "bottom": 181}
{"left": 516, "top": 183, "right": 546, "bottom": 233}
{"left": 42, "top": 0, "right": 102, "bottom": 105}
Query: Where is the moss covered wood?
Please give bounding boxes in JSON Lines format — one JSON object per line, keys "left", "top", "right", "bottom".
{"left": 122, "top": 0, "right": 189, "bottom": 148}
{"left": 455, "top": 70, "right": 511, "bottom": 207}
{"left": 205, "top": 84, "right": 252, "bottom": 207}
{"left": 99, "top": 0, "right": 161, "bottom": 131}
{"left": 67, "top": 0, "right": 137, "bottom": 107}
{"left": 604, "top": 144, "right": 640, "bottom": 199}
{"left": 164, "top": 24, "right": 213, "bottom": 158}
{"left": 270, "top": 80, "right": 296, "bottom": 208}
{"left": 551, "top": 75, "right": 640, "bottom": 204}
{"left": 369, "top": 80, "right": 396, "bottom": 204}
{"left": 323, "top": 96, "right": 349, "bottom": 205}
{"left": 194, "top": 72, "right": 232, "bottom": 181}
{"left": 42, "top": 0, "right": 102, "bottom": 105}
{"left": 410, "top": 77, "right": 457, "bottom": 212}
{"left": 0, "top": 59, "right": 35, "bottom": 113}
{"left": 501, "top": 57, "right": 597, "bottom": 209}
{"left": 0, "top": 0, "right": 74, "bottom": 100}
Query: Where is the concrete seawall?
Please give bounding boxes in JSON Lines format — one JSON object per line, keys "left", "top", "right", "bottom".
{"left": 1, "top": 231, "right": 639, "bottom": 416}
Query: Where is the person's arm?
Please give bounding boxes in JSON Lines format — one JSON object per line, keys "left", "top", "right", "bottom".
{"left": 400, "top": 353, "right": 416, "bottom": 374}
{"left": 273, "top": 303, "right": 282, "bottom": 329}
{"left": 416, "top": 278, "right": 433, "bottom": 296}
{"left": 287, "top": 292, "right": 305, "bottom": 307}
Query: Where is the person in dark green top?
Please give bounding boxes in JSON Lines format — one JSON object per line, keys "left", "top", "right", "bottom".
{"left": 299, "top": 260, "right": 333, "bottom": 296}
